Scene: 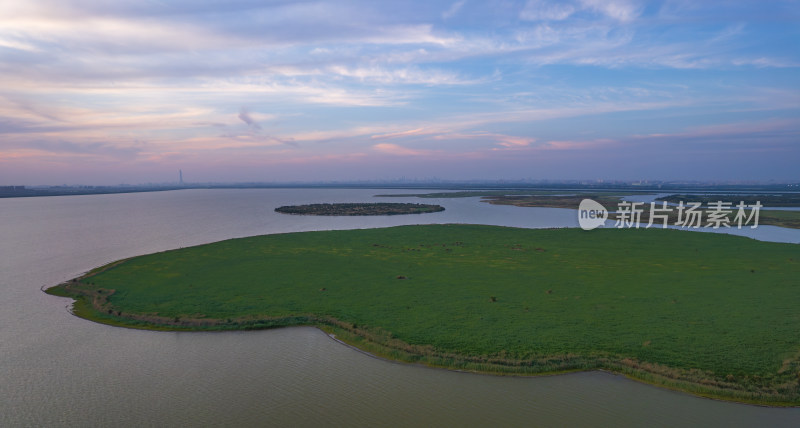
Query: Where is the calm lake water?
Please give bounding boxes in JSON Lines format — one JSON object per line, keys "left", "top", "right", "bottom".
{"left": 1, "top": 188, "right": 798, "bottom": 427}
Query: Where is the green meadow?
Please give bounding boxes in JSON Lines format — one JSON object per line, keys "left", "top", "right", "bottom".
{"left": 48, "top": 225, "right": 800, "bottom": 405}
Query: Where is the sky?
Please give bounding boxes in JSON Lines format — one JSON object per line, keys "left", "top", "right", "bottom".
{"left": 0, "top": 0, "right": 798, "bottom": 185}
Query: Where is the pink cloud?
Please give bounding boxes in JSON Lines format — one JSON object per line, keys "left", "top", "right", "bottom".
{"left": 495, "top": 135, "right": 535, "bottom": 148}
{"left": 372, "top": 143, "right": 435, "bottom": 156}
{"left": 433, "top": 132, "right": 535, "bottom": 149}
{"left": 539, "top": 138, "right": 617, "bottom": 150}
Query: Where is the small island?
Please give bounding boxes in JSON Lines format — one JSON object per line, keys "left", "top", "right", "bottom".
{"left": 46, "top": 225, "right": 800, "bottom": 406}
{"left": 275, "top": 202, "right": 445, "bottom": 216}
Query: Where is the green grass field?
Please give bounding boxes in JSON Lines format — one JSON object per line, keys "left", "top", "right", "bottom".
{"left": 48, "top": 225, "right": 800, "bottom": 405}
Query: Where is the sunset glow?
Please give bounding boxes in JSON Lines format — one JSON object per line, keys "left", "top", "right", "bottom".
{"left": 1, "top": 0, "right": 798, "bottom": 184}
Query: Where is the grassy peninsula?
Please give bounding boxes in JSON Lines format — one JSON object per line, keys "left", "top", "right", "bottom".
{"left": 275, "top": 202, "right": 444, "bottom": 216}
{"left": 47, "top": 225, "right": 800, "bottom": 405}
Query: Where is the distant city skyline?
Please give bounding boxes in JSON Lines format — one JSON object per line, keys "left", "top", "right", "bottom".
{"left": 1, "top": 0, "right": 798, "bottom": 185}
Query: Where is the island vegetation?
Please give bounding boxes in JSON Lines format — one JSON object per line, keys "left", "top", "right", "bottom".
{"left": 47, "top": 224, "right": 800, "bottom": 406}
{"left": 275, "top": 202, "right": 444, "bottom": 216}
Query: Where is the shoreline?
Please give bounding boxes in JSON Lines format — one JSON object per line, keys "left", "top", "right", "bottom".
{"left": 46, "top": 281, "right": 800, "bottom": 408}
{"left": 321, "top": 328, "right": 793, "bottom": 410}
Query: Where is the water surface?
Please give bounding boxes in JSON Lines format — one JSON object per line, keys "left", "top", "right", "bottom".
{"left": 1, "top": 189, "right": 798, "bottom": 427}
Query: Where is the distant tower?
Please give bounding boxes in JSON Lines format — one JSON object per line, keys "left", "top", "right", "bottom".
{"left": 179, "top": 169, "right": 183, "bottom": 185}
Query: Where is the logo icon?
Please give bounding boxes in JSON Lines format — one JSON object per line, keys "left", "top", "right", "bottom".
{"left": 578, "top": 199, "right": 608, "bottom": 230}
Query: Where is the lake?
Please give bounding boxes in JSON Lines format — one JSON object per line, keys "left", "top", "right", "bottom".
{"left": 1, "top": 188, "right": 798, "bottom": 427}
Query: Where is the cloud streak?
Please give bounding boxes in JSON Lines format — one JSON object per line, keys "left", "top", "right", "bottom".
{"left": 521, "top": 0, "right": 642, "bottom": 22}
{"left": 372, "top": 143, "right": 437, "bottom": 156}
{"left": 238, "top": 108, "right": 261, "bottom": 130}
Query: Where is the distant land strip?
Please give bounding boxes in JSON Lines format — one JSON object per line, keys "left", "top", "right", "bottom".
{"left": 382, "top": 191, "right": 800, "bottom": 229}
{"left": 3, "top": 181, "right": 799, "bottom": 199}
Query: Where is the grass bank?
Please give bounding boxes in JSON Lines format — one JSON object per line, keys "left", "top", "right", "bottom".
{"left": 47, "top": 225, "right": 800, "bottom": 405}
{"left": 481, "top": 195, "right": 800, "bottom": 229}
